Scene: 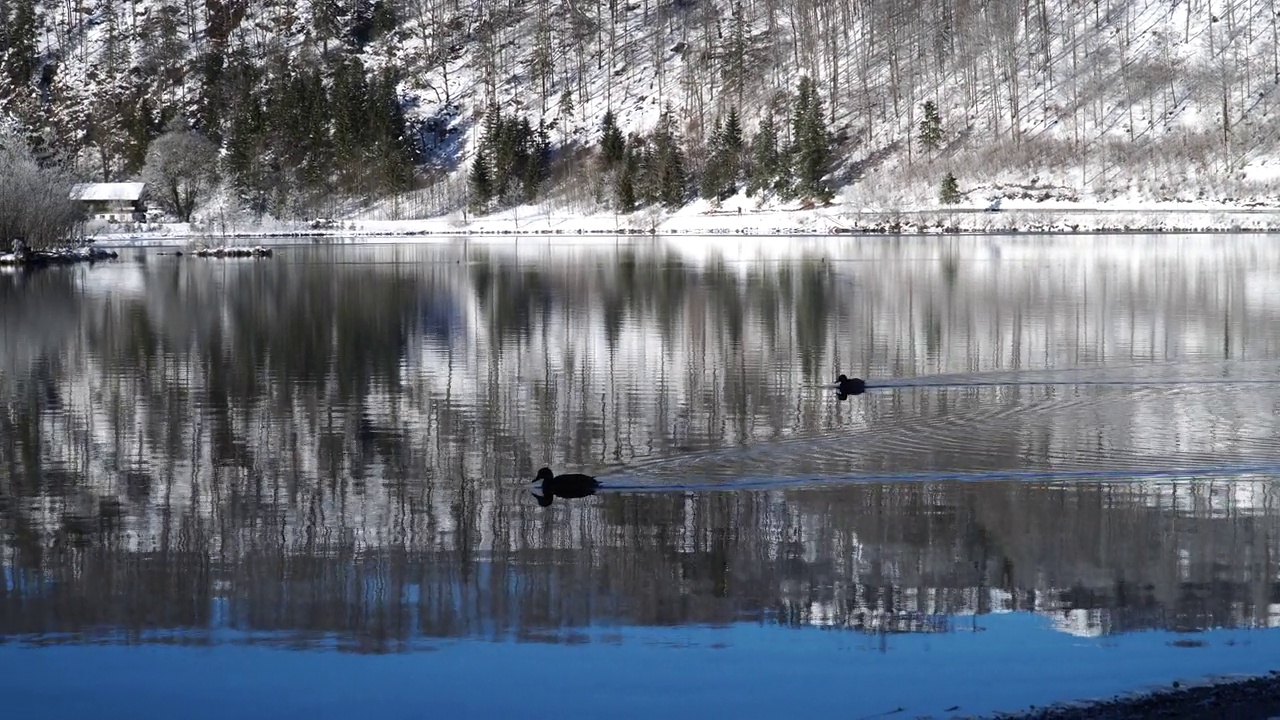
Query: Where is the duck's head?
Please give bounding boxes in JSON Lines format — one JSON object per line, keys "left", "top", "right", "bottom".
{"left": 534, "top": 467, "right": 555, "bottom": 483}
{"left": 836, "top": 374, "right": 849, "bottom": 383}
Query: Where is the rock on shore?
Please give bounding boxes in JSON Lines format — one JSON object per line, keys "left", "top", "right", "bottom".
{"left": 192, "top": 246, "right": 274, "bottom": 258}
{"left": 0, "top": 242, "right": 119, "bottom": 266}
{"left": 990, "top": 671, "right": 1280, "bottom": 720}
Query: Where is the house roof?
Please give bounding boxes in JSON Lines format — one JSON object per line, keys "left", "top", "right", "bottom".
{"left": 68, "top": 182, "right": 146, "bottom": 201}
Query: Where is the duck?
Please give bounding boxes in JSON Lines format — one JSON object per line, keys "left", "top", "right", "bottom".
{"left": 834, "top": 374, "right": 867, "bottom": 395}
{"left": 531, "top": 467, "right": 601, "bottom": 506}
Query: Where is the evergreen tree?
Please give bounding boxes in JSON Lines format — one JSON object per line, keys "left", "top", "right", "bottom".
{"left": 718, "top": 106, "right": 745, "bottom": 199}
{"left": 919, "top": 100, "right": 943, "bottom": 152}
{"left": 285, "top": 68, "right": 334, "bottom": 199}
{"left": 747, "top": 114, "right": 780, "bottom": 198}
{"left": 599, "top": 109, "right": 625, "bottom": 168}
{"left": 139, "top": 3, "right": 188, "bottom": 88}
{"left": 522, "top": 119, "right": 552, "bottom": 202}
{"left": 939, "top": 172, "right": 961, "bottom": 204}
{"left": 331, "top": 57, "right": 369, "bottom": 189}
{"left": 725, "top": 1, "right": 748, "bottom": 104}
{"left": 475, "top": 108, "right": 554, "bottom": 206}
{"left": 195, "top": 44, "right": 227, "bottom": 137}
{"left": 722, "top": 107, "right": 744, "bottom": 158}
{"left": 313, "top": 0, "right": 344, "bottom": 54}
{"left": 1, "top": 0, "right": 39, "bottom": 93}
{"left": 373, "top": 0, "right": 398, "bottom": 39}
{"left": 347, "top": 0, "right": 398, "bottom": 48}
{"left": 636, "top": 139, "right": 657, "bottom": 206}
{"left": 469, "top": 153, "right": 492, "bottom": 210}
{"left": 559, "top": 89, "right": 574, "bottom": 130}
{"left": 789, "top": 75, "right": 832, "bottom": 201}
{"left": 615, "top": 144, "right": 638, "bottom": 213}
{"left": 119, "top": 87, "right": 160, "bottom": 174}
{"left": 481, "top": 110, "right": 516, "bottom": 197}
{"left": 222, "top": 57, "right": 270, "bottom": 215}
{"left": 365, "top": 70, "right": 416, "bottom": 193}
{"left": 652, "top": 109, "right": 686, "bottom": 209}
{"left": 700, "top": 116, "right": 724, "bottom": 201}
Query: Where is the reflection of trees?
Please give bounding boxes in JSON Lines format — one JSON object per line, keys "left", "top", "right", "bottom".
{"left": 2, "top": 481, "right": 1277, "bottom": 651}
{"left": 2, "top": 239, "right": 1280, "bottom": 651}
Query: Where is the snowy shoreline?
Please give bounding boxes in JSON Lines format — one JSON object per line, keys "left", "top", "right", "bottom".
{"left": 89, "top": 200, "right": 1280, "bottom": 246}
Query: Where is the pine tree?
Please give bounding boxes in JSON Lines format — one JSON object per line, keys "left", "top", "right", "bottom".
{"left": 719, "top": 106, "right": 745, "bottom": 199}
{"left": 370, "top": 0, "right": 399, "bottom": 43}
{"left": 747, "top": 115, "right": 780, "bottom": 198}
{"left": 119, "top": 87, "right": 159, "bottom": 174}
{"left": 789, "top": 76, "right": 831, "bottom": 201}
{"left": 345, "top": 0, "right": 396, "bottom": 47}
{"left": 939, "top": 172, "right": 961, "bottom": 204}
{"left": 367, "top": 70, "right": 416, "bottom": 193}
{"left": 469, "top": 153, "right": 492, "bottom": 210}
{"left": 636, "top": 140, "right": 658, "bottom": 206}
{"left": 479, "top": 109, "right": 509, "bottom": 197}
{"left": 331, "top": 57, "right": 369, "bottom": 189}
{"left": 559, "top": 89, "right": 574, "bottom": 130}
{"left": 313, "top": 0, "right": 344, "bottom": 54}
{"left": 473, "top": 109, "right": 555, "bottom": 206}
{"left": 700, "top": 116, "right": 724, "bottom": 201}
{"left": 522, "top": 119, "right": 552, "bottom": 202}
{"left": 722, "top": 107, "right": 745, "bottom": 157}
{"left": 289, "top": 68, "right": 335, "bottom": 197}
{"left": 222, "top": 59, "right": 269, "bottom": 214}
{"left": 919, "top": 100, "right": 943, "bottom": 153}
{"left": 652, "top": 109, "right": 686, "bottom": 209}
{"left": 725, "top": 1, "right": 748, "bottom": 105}
{"left": 615, "top": 145, "right": 638, "bottom": 212}
{"left": 1, "top": 0, "right": 38, "bottom": 92}
{"left": 599, "top": 109, "right": 625, "bottom": 168}
{"left": 195, "top": 45, "right": 227, "bottom": 137}
{"left": 138, "top": 3, "right": 188, "bottom": 88}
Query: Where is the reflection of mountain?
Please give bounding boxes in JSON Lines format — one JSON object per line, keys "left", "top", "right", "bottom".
{"left": 2, "top": 237, "right": 1280, "bottom": 651}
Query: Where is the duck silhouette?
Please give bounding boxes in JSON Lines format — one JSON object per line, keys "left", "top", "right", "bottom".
{"left": 531, "top": 467, "right": 601, "bottom": 506}
{"left": 835, "top": 374, "right": 866, "bottom": 396}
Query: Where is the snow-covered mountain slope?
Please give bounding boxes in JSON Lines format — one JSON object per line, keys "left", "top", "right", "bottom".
{"left": 6, "top": 0, "right": 1280, "bottom": 217}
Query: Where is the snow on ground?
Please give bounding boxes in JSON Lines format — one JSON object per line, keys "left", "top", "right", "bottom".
{"left": 90, "top": 194, "right": 1280, "bottom": 247}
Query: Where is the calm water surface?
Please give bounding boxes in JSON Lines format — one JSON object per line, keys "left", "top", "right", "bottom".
{"left": 3, "top": 234, "right": 1280, "bottom": 718}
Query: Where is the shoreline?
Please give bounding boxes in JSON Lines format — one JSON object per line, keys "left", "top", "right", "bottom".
{"left": 986, "top": 670, "right": 1280, "bottom": 720}
{"left": 0, "top": 246, "right": 119, "bottom": 267}
{"left": 86, "top": 203, "right": 1280, "bottom": 246}
{"left": 87, "top": 222, "right": 1280, "bottom": 247}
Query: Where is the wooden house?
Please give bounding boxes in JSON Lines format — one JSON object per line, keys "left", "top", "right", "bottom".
{"left": 69, "top": 182, "right": 148, "bottom": 222}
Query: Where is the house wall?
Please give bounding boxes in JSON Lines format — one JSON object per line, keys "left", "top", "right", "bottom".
{"left": 82, "top": 200, "right": 146, "bottom": 222}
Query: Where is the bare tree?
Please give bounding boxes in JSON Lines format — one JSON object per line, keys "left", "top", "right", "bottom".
{"left": 0, "top": 132, "right": 84, "bottom": 248}
{"left": 143, "top": 124, "right": 219, "bottom": 222}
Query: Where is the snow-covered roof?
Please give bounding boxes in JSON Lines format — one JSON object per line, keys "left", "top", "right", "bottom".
{"left": 68, "top": 182, "right": 146, "bottom": 201}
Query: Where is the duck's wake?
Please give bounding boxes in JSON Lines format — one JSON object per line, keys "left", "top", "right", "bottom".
{"left": 856, "top": 361, "right": 1280, "bottom": 393}
{"left": 595, "top": 461, "right": 1280, "bottom": 493}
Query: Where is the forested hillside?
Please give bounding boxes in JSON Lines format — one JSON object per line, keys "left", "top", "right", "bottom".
{"left": 3, "top": 0, "right": 1280, "bottom": 222}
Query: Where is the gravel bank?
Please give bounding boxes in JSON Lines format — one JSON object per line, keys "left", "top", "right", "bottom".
{"left": 988, "top": 671, "right": 1280, "bottom": 720}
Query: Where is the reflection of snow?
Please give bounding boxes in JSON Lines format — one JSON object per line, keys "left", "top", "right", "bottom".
{"left": 1050, "top": 609, "right": 1108, "bottom": 638}
{"left": 1134, "top": 478, "right": 1279, "bottom": 518}
{"left": 78, "top": 264, "right": 148, "bottom": 298}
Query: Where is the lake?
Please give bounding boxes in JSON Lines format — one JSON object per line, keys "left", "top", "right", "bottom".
{"left": 3, "top": 234, "right": 1280, "bottom": 719}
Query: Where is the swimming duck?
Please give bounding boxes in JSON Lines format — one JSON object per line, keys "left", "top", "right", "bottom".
{"left": 531, "top": 467, "right": 601, "bottom": 506}
{"left": 835, "top": 374, "right": 866, "bottom": 395}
